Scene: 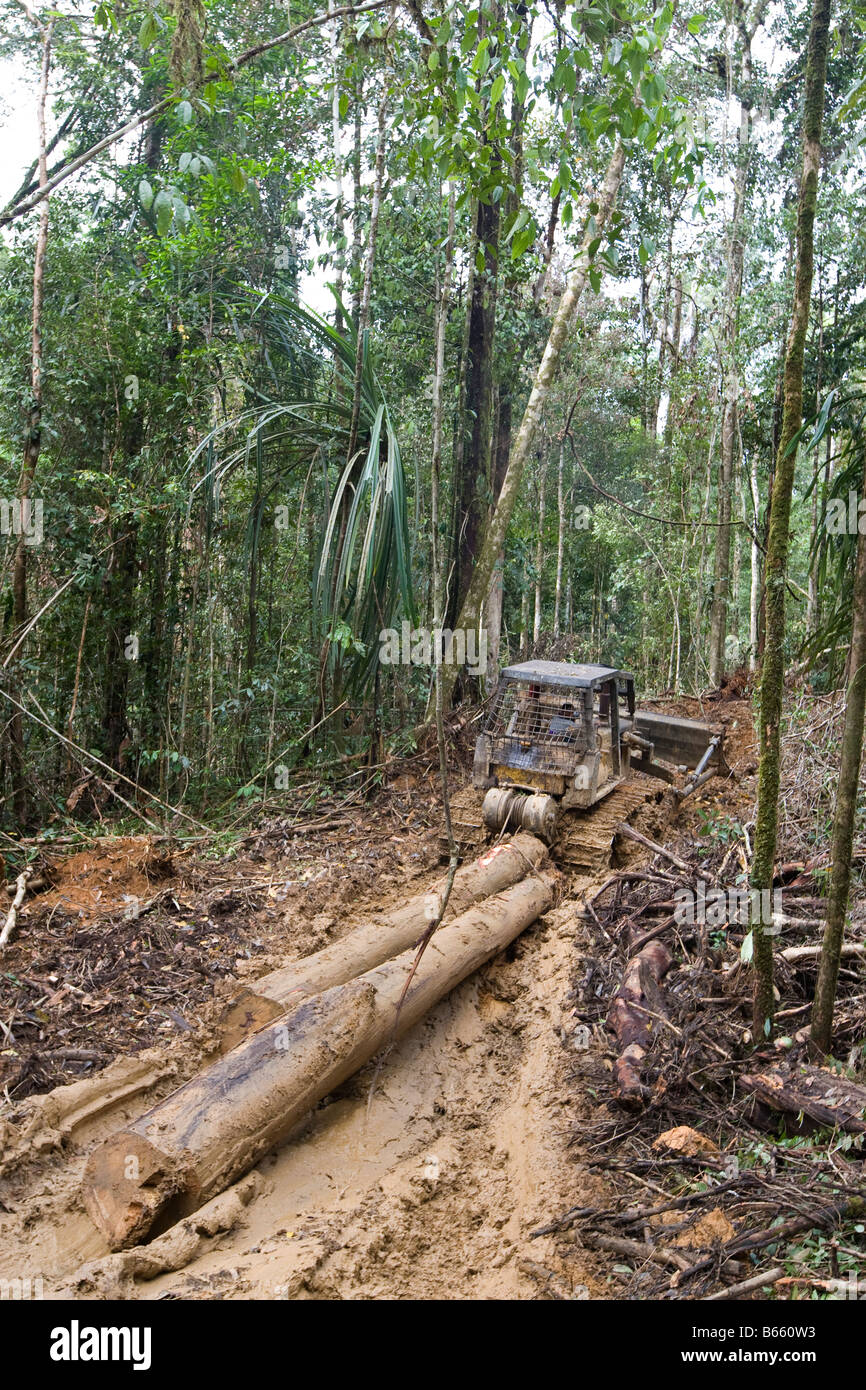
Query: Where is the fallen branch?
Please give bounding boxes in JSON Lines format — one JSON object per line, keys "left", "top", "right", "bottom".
{"left": 779, "top": 943, "right": 865, "bottom": 963}
{"left": 606, "top": 939, "right": 672, "bottom": 1108}
{"left": 672, "top": 1196, "right": 865, "bottom": 1287}
{"left": 739, "top": 1065, "right": 866, "bottom": 1134}
{"left": 703, "top": 1267, "right": 785, "bottom": 1300}
{"left": 616, "top": 823, "right": 691, "bottom": 873}
{"left": 0, "top": 866, "right": 34, "bottom": 951}
{"left": 517, "top": 1258, "right": 582, "bottom": 1300}
{"left": 582, "top": 1231, "right": 692, "bottom": 1273}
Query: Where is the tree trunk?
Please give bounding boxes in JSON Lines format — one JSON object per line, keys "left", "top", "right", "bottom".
{"left": 82, "top": 873, "right": 554, "bottom": 1249}
{"left": 708, "top": 9, "right": 765, "bottom": 685}
{"left": 346, "top": 92, "right": 387, "bottom": 464}
{"left": 810, "top": 444, "right": 866, "bottom": 1054}
{"left": 430, "top": 184, "right": 457, "bottom": 629}
{"left": 750, "top": 0, "right": 832, "bottom": 1043}
{"left": 553, "top": 437, "right": 565, "bottom": 637}
{"left": 439, "top": 142, "right": 626, "bottom": 708}
{"left": 9, "top": 17, "right": 53, "bottom": 826}
{"left": 101, "top": 521, "right": 138, "bottom": 773}
{"left": 455, "top": 192, "right": 500, "bottom": 614}
{"left": 533, "top": 452, "right": 547, "bottom": 642}
{"left": 328, "top": 0, "right": 346, "bottom": 336}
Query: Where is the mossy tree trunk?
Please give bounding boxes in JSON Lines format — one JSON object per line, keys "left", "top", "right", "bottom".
{"left": 439, "top": 141, "right": 625, "bottom": 709}
{"left": 810, "top": 440, "right": 866, "bottom": 1055}
{"left": 750, "top": 0, "right": 832, "bottom": 1042}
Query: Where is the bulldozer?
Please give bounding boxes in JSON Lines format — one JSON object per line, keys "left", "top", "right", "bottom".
{"left": 448, "top": 660, "right": 727, "bottom": 871}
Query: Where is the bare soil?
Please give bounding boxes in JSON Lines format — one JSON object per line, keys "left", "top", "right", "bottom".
{"left": 2, "top": 695, "right": 861, "bottom": 1301}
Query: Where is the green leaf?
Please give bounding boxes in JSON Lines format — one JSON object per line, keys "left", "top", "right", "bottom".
{"left": 138, "top": 178, "right": 154, "bottom": 211}
{"left": 177, "top": 100, "right": 193, "bottom": 126}
{"left": 178, "top": 152, "right": 193, "bottom": 173}
{"left": 687, "top": 14, "right": 707, "bottom": 35}
{"left": 490, "top": 74, "right": 505, "bottom": 108}
{"left": 588, "top": 266, "right": 601, "bottom": 294}
{"left": 740, "top": 931, "right": 754, "bottom": 964}
{"left": 138, "top": 12, "right": 158, "bottom": 49}
{"left": 511, "top": 226, "right": 534, "bottom": 259}
{"left": 153, "top": 189, "right": 173, "bottom": 235}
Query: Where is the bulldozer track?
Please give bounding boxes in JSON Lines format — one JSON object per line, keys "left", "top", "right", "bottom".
{"left": 443, "top": 775, "right": 667, "bottom": 873}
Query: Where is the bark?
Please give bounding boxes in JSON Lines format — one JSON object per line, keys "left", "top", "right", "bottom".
{"left": 748, "top": 447, "right": 760, "bottom": 669}
{"left": 810, "top": 443, "right": 866, "bottom": 1053}
{"left": 606, "top": 939, "right": 672, "bottom": 1109}
{"left": 533, "top": 452, "right": 547, "bottom": 641}
{"left": 430, "top": 184, "right": 457, "bottom": 628}
{"left": 328, "top": 0, "right": 346, "bottom": 336}
{"left": 740, "top": 1065, "right": 866, "bottom": 1135}
{"left": 9, "top": 15, "right": 53, "bottom": 825}
{"left": 553, "top": 437, "right": 565, "bottom": 637}
{"left": 708, "top": 7, "right": 767, "bottom": 685}
{"left": 347, "top": 92, "right": 387, "bottom": 463}
{"left": 349, "top": 81, "right": 362, "bottom": 327}
{"left": 750, "top": 0, "right": 832, "bottom": 1042}
{"left": 455, "top": 191, "right": 500, "bottom": 613}
{"left": 218, "top": 831, "right": 548, "bottom": 1050}
{"left": 101, "top": 521, "right": 138, "bottom": 772}
{"left": 439, "top": 142, "right": 626, "bottom": 709}
{"left": 82, "top": 873, "right": 554, "bottom": 1249}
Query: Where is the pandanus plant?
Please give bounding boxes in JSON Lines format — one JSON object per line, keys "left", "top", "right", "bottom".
{"left": 187, "top": 290, "right": 416, "bottom": 699}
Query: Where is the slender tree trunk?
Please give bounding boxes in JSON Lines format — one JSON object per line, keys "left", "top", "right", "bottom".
{"left": 810, "top": 442, "right": 866, "bottom": 1055}
{"left": 101, "top": 521, "right": 138, "bottom": 772}
{"left": 750, "top": 0, "right": 831, "bottom": 1043}
{"left": 439, "top": 142, "right": 625, "bottom": 708}
{"left": 349, "top": 81, "right": 363, "bottom": 328}
{"left": 329, "top": 0, "right": 346, "bottom": 336}
{"left": 519, "top": 554, "right": 529, "bottom": 651}
{"left": 9, "top": 16, "right": 53, "bottom": 825}
{"left": 347, "top": 92, "right": 387, "bottom": 463}
{"left": 431, "top": 183, "right": 457, "bottom": 629}
{"left": 484, "top": 385, "right": 512, "bottom": 688}
{"left": 455, "top": 190, "right": 500, "bottom": 613}
{"left": 533, "top": 454, "right": 547, "bottom": 642}
{"left": 553, "top": 436, "right": 565, "bottom": 637}
{"left": 807, "top": 253, "right": 824, "bottom": 631}
{"left": 748, "top": 448, "right": 760, "bottom": 669}
{"left": 708, "top": 10, "right": 764, "bottom": 685}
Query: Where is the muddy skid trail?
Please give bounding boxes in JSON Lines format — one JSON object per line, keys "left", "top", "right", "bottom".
{"left": 0, "top": 886, "right": 606, "bottom": 1300}
{"left": 0, "top": 701, "right": 755, "bottom": 1300}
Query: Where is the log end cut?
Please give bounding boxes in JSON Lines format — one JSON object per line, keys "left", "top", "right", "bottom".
{"left": 216, "top": 986, "right": 294, "bottom": 1054}
{"left": 81, "top": 1131, "right": 193, "bottom": 1251}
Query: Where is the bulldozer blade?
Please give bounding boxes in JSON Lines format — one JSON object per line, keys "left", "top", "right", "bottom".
{"left": 633, "top": 711, "right": 727, "bottom": 774}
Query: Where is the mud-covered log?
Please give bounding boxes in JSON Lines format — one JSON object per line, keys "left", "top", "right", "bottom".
{"left": 82, "top": 872, "right": 554, "bottom": 1250}
{"left": 218, "top": 831, "right": 547, "bottom": 1050}
{"left": 606, "top": 940, "right": 672, "bottom": 1108}
{"left": 739, "top": 1065, "right": 866, "bottom": 1134}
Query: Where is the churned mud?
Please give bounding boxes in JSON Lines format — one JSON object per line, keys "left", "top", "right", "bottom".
{"left": 0, "top": 699, "right": 785, "bottom": 1302}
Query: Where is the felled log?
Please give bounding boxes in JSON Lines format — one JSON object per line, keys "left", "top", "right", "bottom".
{"left": 606, "top": 939, "right": 672, "bottom": 1108}
{"left": 218, "top": 831, "right": 547, "bottom": 1050}
{"left": 82, "top": 872, "right": 554, "bottom": 1250}
{"left": 739, "top": 1065, "right": 866, "bottom": 1134}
